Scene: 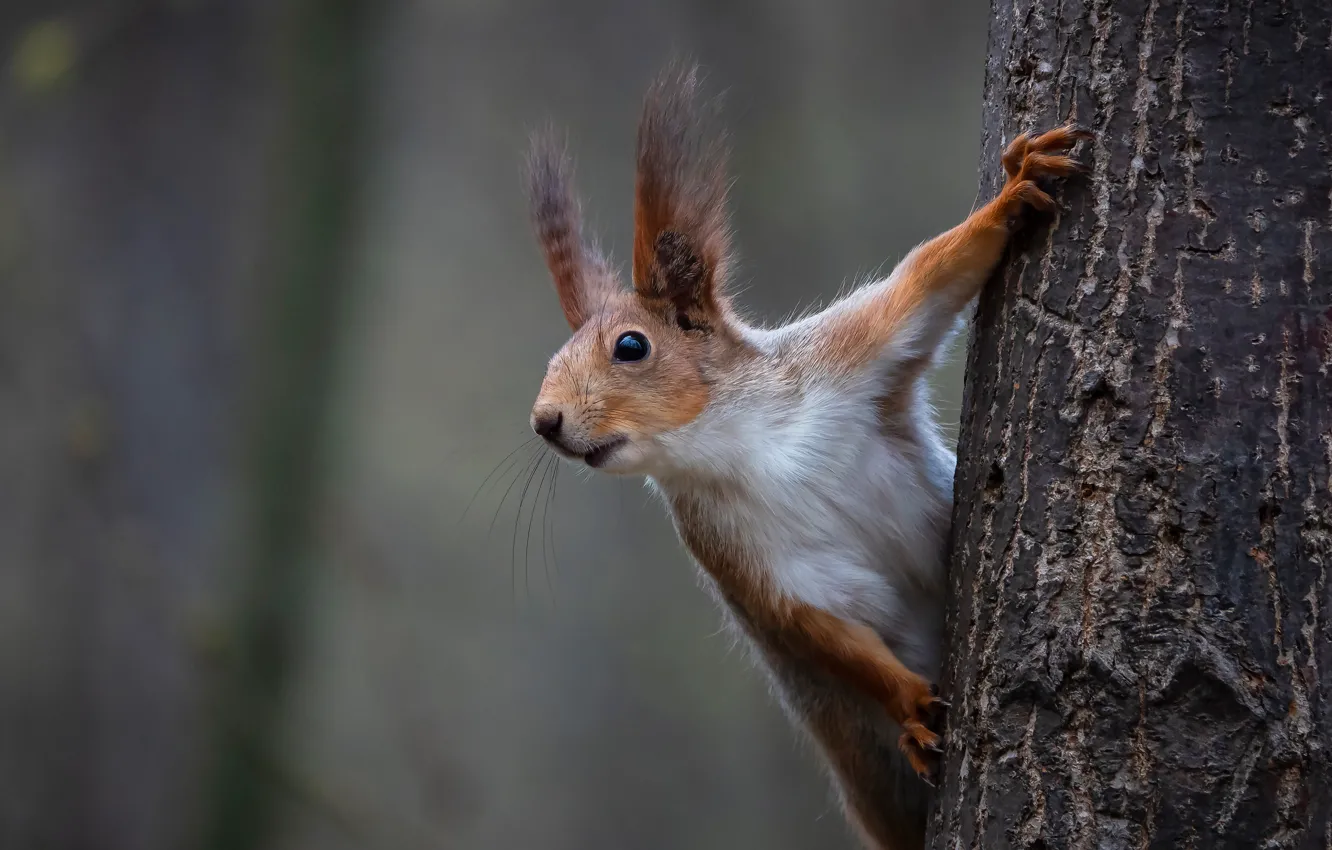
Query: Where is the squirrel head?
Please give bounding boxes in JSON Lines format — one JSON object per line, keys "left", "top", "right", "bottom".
{"left": 526, "top": 64, "right": 750, "bottom": 475}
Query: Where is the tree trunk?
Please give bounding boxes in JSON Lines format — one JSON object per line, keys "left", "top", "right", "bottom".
{"left": 197, "top": 1, "right": 377, "bottom": 847}
{"left": 930, "top": 2, "right": 1331, "bottom": 849}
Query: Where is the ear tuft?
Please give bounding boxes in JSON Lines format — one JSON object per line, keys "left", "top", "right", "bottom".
{"left": 527, "top": 128, "right": 618, "bottom": 330}
{"left": 633, "top": 62, "right": 733, "bottom": 317}
{"left": 654, "top": 231, "right": 705, "bottom": 299}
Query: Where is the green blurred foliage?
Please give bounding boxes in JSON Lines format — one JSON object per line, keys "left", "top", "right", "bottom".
{"left": 11, "top": 18, "right": 77, "bottom": 93}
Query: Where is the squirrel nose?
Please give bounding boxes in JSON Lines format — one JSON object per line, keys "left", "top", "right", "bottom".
{"left": 532, "top": 409, "right": 563, "bottom": 439}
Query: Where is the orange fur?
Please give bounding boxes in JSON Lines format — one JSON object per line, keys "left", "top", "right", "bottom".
{"left": 813, "top": 125, "right": 1089, "bottom": 375}
{"left": 657, "top": 126, "right": 1086, "bottom": 788}
{"left": 669, "top": 485, "right": 780, "bottom": 610}
{"left": 531, "top": 294, "right": 733, "bottom": 450}
{"left": 526, "top": 66, "right": 1086, "bottom": 848}
{"left": 633, "top": 64, "right": 733, "bottom": 321}
{"left": 668, "top": 494, "right": 936, "bottom": 847}
{"left": 670, "top": 486, "right": 942, "bottom": 779}
{"left": 527, "top": 131, "right": 620, "bottom": 330}
{"left": 530, "top": 65, "right": 750, "bottom": 457}
{"left": 800, "top": 706, "right": 929, "bottom": 850}
{"left": 780, "top": 604, "right": 943, "bottom": 778}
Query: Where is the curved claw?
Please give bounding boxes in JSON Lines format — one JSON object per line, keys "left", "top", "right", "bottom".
{"left": 995, "top": 125, "right": 1092, "bottom": 220}
{"left": 1063, "top": 123, "right": 1095, "bottom": 143}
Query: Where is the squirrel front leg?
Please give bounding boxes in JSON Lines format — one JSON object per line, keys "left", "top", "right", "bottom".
{"left": 783, "top": 602, "right": 944, "bottom": 781}
{"left": 776, "top": 126, "right": 1087, "bottom": 782}
{"left": 809, "top": 125, "right": 1089, "bottom": 376}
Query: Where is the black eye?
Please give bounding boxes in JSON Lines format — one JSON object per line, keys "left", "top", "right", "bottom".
{"left": 612, "top": 331, "right": 651, "bottom": 362}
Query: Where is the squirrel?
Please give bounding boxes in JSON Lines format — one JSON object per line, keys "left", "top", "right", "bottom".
{"left": 523, "top": 64, "right": 1086, "bottom": 850}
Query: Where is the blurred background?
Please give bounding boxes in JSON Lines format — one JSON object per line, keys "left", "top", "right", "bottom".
{"left": 0, "top": 1, "right": 987, "bottom": 848}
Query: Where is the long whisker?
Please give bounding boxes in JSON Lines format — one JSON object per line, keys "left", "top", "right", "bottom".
{"left": 488, "top": 445, "right": 543, "bottom": 539}
{"left": 460, "top": 436, "right": 540, "bottom": 525}
{"left": 543, "top": 458, "right": 559, "bottom": 591}
{"left": 525, "top": 452, "right": 555, "bottom": 606}
{"left": 539, "top": 454, "right": 559, "bottom": 605}
{"left": 487, "top": 449, "right": 544, "bottom": 607}
{"left": 510, "top": 450, "right": 547, "bottom": 606}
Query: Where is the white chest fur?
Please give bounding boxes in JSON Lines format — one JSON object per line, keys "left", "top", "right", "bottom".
{"left": 650, "top": 366, "right": 955, "bottom": 678}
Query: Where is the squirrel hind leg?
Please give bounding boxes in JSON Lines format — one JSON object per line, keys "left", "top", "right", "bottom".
{"left": 808, "top": 700, "right": 933, "bottom": 850}
{"left": 835, "top": 736, "right": 932, "bottom": 850}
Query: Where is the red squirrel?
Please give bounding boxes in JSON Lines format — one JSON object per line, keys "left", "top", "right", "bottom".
{"left": 524, "top": 64, "right": 1085, "bottom": 850}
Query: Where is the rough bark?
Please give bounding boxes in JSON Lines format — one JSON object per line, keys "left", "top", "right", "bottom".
{"left": 930, "top": 2, "right": 1332, "bottom": 849}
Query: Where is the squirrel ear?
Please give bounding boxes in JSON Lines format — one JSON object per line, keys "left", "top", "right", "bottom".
{"left": 632, "top": 63, "right": 732, "bottom": 326}
{"left": 527, "top": 130, "right": 619, "bottom": 330}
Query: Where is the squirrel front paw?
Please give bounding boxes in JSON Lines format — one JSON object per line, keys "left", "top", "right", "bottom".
{"left": 997, "top": 124, "right": 1091, "bottom": 218}
{"left": 895, "top": 680, "right": 948, "bottom": 785}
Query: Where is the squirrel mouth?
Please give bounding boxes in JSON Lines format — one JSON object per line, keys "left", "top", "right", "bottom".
{"left": 583, "top": 437, "right": 626, "bottom": 468}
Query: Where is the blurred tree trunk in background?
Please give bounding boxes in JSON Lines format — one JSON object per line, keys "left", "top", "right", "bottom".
{"left": 0, "top": 3, "right": 313, "bottom": 849}
{"left": 931, "top": 2, "right": 1331, "bottom": 848}
{"left": 199, "top": 1, "right": 375, "bottom": 848}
